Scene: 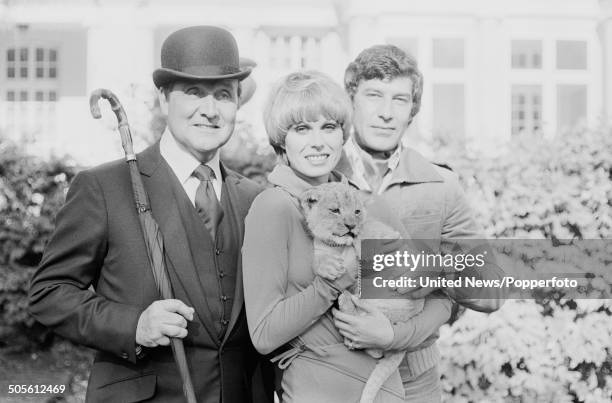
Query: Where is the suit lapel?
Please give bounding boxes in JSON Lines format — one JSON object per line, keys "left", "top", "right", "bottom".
{"left": 138, "top": 143, "right": 218, "bottom": 343}
{"left": 220, "top": 165, "right": 251, "bottom": 345}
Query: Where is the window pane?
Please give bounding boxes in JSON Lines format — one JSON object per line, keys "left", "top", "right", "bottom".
{"left": 20, "top": 67, "right": 28, "bottom": 78}
{"left": 19, "top": 91, "right": 28, "bottom": 101}
{"left": 511, "top": 85, "right": 542, "bottom": 135}
{"left": 556, "top": 40, "right": 586, "bottom": 69}
{"left": 433, "top": 84, "right": 465, "bottom": 137}
{"left": 36, "top": 48, "right": 44, "bottom": 62}
{"left": 49, "top": 67, "right": 57, "bottom": 78}
{"left": 432, "top": 38, "right": 464, "bottom": 68}
{"left": 49, "top": 49, "right": 57, "bottom": 62}
{"left": 511, "top": 40, "right": 542, "bottom": 69}
{"left": 49, "top": 91, "right": 57, "bottom": 102}
{"left": 36, "top": 67, "right": 44, "bottom": 78}
{"left": 35, "top": 91, "right": 44, "bottom": 101}
{"left": 557, "top": 85, "right": 587, "bottom": 132}
{"left": 7, "top": 91, "right": 15, "bottom": 101}
{"left": 7, "top": 48, "right": 15, "bottom": 62}
{"left": 19, "top": 48, "right": 28, "bottom": 62}
{"left": 7, "top": 67, "right": 15, "bottom": 78}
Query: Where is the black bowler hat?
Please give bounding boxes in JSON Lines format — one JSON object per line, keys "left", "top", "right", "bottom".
{"left": 153, "top": 26, "right": 252, "bottom": 88}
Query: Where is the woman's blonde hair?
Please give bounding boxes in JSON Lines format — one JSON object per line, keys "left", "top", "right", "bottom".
{"left": 263, "top": 70, "right": 352, "bottom": 156}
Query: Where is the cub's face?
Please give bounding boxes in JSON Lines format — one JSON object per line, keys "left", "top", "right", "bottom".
{"left": 299, "top": 183, "right": 366, "bottom": 246}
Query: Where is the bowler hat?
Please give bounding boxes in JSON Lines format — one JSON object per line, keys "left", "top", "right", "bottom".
{"left": 153, "top": 26, "right": 251, "bottom": 88}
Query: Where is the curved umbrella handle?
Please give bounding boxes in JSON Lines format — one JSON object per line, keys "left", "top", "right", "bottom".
{"left": 89, "top": 88, "right": 135, "bottom": 161}
{"left": 89, "top": 88, "right": 129, "bottom": 126}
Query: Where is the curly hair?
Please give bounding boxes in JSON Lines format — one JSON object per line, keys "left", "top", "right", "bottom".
{"left": 344, "top": 45, "right": 423, "bottom": 122}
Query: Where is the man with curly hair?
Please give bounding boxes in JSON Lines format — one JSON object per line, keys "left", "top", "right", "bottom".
{"left": 332, "top": 44, "right": 505, "bottom": 402}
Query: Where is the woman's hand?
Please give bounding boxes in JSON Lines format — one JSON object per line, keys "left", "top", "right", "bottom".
{"left": 331, "top": 295, "right": 394, "bottom": 350}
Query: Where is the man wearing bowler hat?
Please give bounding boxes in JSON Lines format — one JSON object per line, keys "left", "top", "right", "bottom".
{"left": 29, "top": 26, "right": 273, "bottom": 402}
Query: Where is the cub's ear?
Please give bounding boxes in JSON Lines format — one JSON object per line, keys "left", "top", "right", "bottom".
{"left": 299, "top": 188, "right": 320, "bottom": 212}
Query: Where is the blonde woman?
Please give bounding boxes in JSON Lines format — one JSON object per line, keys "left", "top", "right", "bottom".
{"left": 242, "top": 71, "right": 450, "bottom": 402}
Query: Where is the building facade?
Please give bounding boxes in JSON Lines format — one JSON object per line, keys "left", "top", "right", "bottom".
{"left": 0, "top": 0, "right": 610, "bottom": 163}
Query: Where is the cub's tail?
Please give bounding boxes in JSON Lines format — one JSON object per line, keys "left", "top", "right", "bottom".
{"left": 360, "top": 351, "right": 406, "bottom": 403}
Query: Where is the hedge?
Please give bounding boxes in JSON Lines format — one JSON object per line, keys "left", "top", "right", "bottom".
{"left": 435, "top": 128, "right": 612, "bottom": 402}
{"left": 0, "top": 140, "right": 78, "bottom": 349}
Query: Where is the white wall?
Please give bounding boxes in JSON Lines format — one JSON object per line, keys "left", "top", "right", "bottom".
{"left": 0, "top": 0, "right": 608, "bottom": 164}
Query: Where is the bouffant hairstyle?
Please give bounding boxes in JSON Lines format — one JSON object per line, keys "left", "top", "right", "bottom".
{"left": 263, "top": 70, "right": 352, "bottom": 156}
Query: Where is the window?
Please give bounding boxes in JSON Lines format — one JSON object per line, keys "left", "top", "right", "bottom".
{"left": 433, "top": 84, "right": 465, "bottom": 137}
{"left": 19, "top": 48, "right": 28, "bottom": 78}
{"left": 511, "top": 85, "right": 542, "bottom": 135}
{"left": 270, "top": 35, "right": 291, "bottom": 69}
{"left": 6, "top": 45, "right": 58, "bottom": 81}
{"left": 557, "top": 85, "right": 587, "bottom": 132}
{"left": 556, "top": 40, "right": 586, "bottom": 70}
{"left": 300, "top": 36, "right": 321, "bottom": 69}
{"left": 269, "top": 34, "right": 321, "bottom": 70}
{"left": 432, "top": 38, "right": 464, "bottom": 68}
{"left": 2, "top": 45, "right": 59, "bottom": 141}
{"left": 34, "top": 48, "right": 58, "bottom": 78}
{"left": 511, "top": 40, "right": 542, "bottom": 69}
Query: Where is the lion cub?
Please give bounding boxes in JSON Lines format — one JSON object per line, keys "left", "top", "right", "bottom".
{"left": 299, "top": 182, "right": 424, "bottom": 403}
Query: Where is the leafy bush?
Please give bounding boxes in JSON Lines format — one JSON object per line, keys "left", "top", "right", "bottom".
{"left": 438, "top": 129, "right": 612, "bottom": 239}
{"left": 435, "top": 127, "right": 612, "bottom": 402}
{"left": 220, "top": 121, "right": 277, "bottom": 185}
{"left": 0, "top": 139, "right": 78, "bottom": 349}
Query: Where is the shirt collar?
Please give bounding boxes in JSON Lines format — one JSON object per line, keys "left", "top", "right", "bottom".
{"left": 342, "top": 137, "right": 402, "bottom": 191}
{"left": 339, "top": 136, "right": 443, "bottom": 188}
{"left": 159, "top": 128, "right": 222, "bottom": 183}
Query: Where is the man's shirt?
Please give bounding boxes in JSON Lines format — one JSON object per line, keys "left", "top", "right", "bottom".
{"left": 343, "top": 137, "right": 402, "bottom": 194}
{"left": 159, "top": 129, "right": 222, "bottom": 203}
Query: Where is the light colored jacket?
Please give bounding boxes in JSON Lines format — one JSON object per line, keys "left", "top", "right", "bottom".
{"left": 337, "top": 146, "right": 506, "bottom": 312}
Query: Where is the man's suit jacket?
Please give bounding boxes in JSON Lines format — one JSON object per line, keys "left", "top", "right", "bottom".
{"left": 29, "top": 143, "right": 272, "bottom": 402}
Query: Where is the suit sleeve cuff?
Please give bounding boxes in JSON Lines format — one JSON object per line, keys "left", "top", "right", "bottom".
{"left": 115, "top": 304, "right": 143, "bottom": 363}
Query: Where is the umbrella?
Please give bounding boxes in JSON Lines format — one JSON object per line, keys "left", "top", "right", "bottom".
{"left": 90, "top": 89, "right": 197, "bottom": 403}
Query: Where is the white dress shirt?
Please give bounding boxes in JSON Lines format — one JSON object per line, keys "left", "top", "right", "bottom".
{"left": 159, "top": 129, "right": 222, "bottom": 205}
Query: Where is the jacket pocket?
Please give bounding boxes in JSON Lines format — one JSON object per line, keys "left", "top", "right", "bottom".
{"left": 89, "top": 372, "right": 156, "bottom": 403}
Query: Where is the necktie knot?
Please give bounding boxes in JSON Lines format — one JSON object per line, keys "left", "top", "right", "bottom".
{"left": 193, "top": 164, "right": 216, "bottom": 182}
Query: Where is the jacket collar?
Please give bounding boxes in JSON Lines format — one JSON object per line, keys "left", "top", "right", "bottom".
{"left": 393, "top": 147, "right": 444, "bottom": 184}
{"left": 137, "top": 141, "right": 163, "bottom": 177}
{"left": 138, "top": 141, "right": 241, "bottom": 184}
{"left": 336, "top": 143, "right": 443, "bottom": 187}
